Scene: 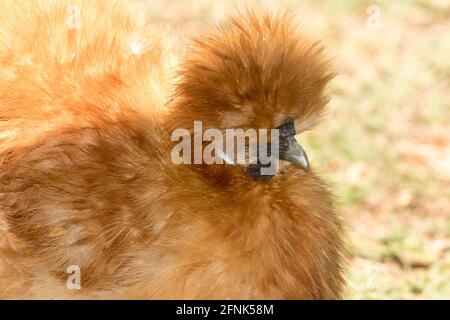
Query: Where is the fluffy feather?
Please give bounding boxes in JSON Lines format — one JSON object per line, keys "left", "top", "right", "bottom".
{"left": 0, "top": 0, "right": 346, "bottom": 299}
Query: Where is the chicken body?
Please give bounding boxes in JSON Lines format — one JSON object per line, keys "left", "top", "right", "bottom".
{"left": 0, "top": 1, "right": 345, "bottom": 299}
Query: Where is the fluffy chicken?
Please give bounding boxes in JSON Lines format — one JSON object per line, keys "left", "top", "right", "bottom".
{"left": 0, "top": 0, "right": 346, "bottom": 299}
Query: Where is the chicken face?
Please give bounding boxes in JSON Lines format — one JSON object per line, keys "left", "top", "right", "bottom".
{"left": 170, "top": 12, "right": 333, "bottom": 181}
{"left": 244, "top": 117, "right": 309, "bottom": 180}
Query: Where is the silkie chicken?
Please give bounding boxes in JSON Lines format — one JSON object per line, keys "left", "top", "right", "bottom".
{"left": 0, "top": 0, "right": 346, "bottom": 299}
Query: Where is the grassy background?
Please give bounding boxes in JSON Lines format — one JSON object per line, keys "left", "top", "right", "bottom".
{"left": 141, "top": 0, "right": 450, "bottom": 299}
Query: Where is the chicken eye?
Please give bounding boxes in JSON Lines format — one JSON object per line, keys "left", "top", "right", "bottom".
{"left": 276, "top": 118, "right": 296, "bottom": 138}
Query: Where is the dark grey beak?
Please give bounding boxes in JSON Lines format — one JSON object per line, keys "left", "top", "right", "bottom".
{"left": 279, "top": 136, "right": 309, "bottom": 171}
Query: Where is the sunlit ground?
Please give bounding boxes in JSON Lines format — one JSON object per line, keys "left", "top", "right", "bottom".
{"left": 141, "top": 0, "right": 450, "bottom": 299}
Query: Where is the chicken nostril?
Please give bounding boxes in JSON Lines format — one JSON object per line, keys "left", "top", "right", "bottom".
{"left": 279, "top": 136, "right": 309, "bottom": 171}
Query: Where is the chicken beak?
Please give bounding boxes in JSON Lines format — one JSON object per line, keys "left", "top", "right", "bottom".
{"left": 279, "top": 136, "right": 309, "bottom": 171}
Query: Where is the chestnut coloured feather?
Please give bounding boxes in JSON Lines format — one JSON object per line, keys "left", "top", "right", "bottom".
{"left": 0, "top": 0, "right": 346, "bottom": 299}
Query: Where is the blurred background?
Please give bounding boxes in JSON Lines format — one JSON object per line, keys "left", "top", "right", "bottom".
{"left": 141, "top": 0, "right": 450, "bottom": 299}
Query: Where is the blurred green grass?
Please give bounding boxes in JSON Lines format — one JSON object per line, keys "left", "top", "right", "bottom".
{"left": 141, "top": 0, "right": 450, "bottom": 299}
